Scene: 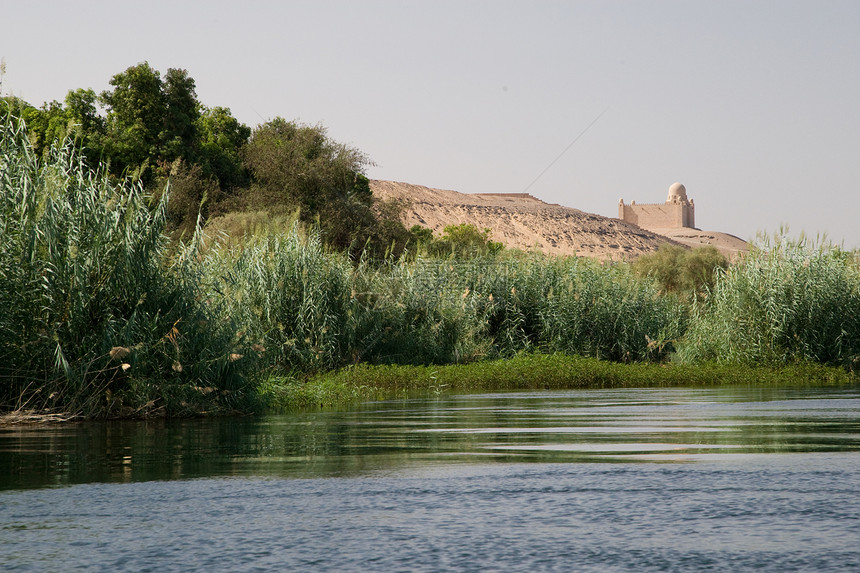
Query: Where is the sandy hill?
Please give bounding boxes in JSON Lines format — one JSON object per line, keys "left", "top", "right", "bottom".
{"left": 371, "top": 180, "right": 747, "bottom": 260}
{"left": 644, "top": 228, "right": 749, "bottom": 260}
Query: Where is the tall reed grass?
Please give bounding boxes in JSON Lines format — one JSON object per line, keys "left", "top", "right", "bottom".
{"left": 676, "top": 233, "right": 860, "bottom": 367}
{"left": 365, "top": 255, "right": 685, "bottom": 363}
{"left": 204, "top": 228, "right": 355, "bottom": 371}
{"left": 0, "top": 117, "right": 257, "bottom": 417}
{"left": 207, "top": 238, "right": 686, "bottom": 372}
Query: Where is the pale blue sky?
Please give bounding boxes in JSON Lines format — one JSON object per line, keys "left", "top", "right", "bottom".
{"left": 3, "top": 1, "right": 859, "bottom": 247}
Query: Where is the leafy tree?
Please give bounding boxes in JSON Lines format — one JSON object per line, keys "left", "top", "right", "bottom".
{"left": 100, "top": 62, "right": 166, "bottom": 179}
{"left": 19, "top": 100, "right": 68, "bottom": 158}
{"left": 63, "top": 88, "right": 105, "bottom": 161}
{"left": 243, "top": 118, "right": 370, "bottom": 209}
{"left": 196, "top": 106, "right": 250, "bottom": 190}
{"left": 99, "top": 62, "right": 201, "bottom": 183}
{"left": 242, "top": 118, "right": 378, "bottom": 254}
{"left": 161, "top": 67, "right": 200, "bottom": 163}
{"left": 2, "top": 91, "right": 105, "bottom": 166}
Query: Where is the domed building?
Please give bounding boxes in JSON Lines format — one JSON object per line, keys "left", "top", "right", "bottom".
{"left": 667, "top": 182, "right": 688, "bottom": 203}
{"left": 618, "top": 182, "right": 695, "bottom": 229}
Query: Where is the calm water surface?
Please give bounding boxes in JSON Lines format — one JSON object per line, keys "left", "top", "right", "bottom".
{"left": 2, "top": 385, "right": 860, "bottom": 572}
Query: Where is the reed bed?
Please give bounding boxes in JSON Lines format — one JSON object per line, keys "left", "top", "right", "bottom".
{"left": 676, "top": 233, "right": 860, "bottom": 367}
{"left": 204, "top": 228, "right": 355, "bottom": 372}
{"left": 207, "top": 241, "right": 686, "bottom": 372}
{"left": 0, "top": 117, "right": 257, "bottom": 417}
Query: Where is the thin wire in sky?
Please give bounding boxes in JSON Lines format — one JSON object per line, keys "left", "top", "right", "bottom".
{"left": 521, "top": 106, "right": 610, "bottom": 194}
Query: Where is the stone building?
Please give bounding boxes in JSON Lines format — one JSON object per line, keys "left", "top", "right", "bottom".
{"left": 618, "top": 182, "right": 695, "bottom": 229}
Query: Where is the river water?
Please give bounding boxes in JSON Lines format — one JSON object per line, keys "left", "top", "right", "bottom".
{"left": 2, "top": 385, "right": 860, "bottom": 572}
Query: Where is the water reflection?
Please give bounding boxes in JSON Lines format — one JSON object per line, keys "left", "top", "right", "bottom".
{"left": 2, "top": 385, "right": 860, "bottom": 490}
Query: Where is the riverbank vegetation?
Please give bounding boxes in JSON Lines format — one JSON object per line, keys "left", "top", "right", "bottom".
{"left": 265, "top": 355, "right": 855, "bottom": 410}
{"left": 2, "top": 64, "right": 859, "bottom": 419}
{"left": 0, "top": 119, "right": 260, "bottom": 418}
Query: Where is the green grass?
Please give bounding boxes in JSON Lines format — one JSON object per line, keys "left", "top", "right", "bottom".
{"left": 262, "top": 353, "right": 856, "bottom": 410}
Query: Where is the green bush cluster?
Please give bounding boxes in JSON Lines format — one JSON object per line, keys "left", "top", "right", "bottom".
{"left": 633, "top": 243, "right": 728, "bottom": 299}
{"left": 418, "top": 224, "right": 505, "bottom": 259}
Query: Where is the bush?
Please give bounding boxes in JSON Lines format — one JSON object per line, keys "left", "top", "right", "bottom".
{"left": 425, "top": 224, "right": 505, "bottom": 259}
{"left": 633, "top": 244, "right": 728, "bottom": 299}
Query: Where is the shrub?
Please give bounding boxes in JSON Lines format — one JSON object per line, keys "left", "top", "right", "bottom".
{"left": 633, "top": 244, "right": 728, "bottom": 299}
{"left": 425, "top": 224, "right": 505, "bottom": 259}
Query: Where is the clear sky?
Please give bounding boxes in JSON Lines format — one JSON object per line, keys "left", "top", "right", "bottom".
{"left": 3, "top": 1, "right": 859, "bottom": 247}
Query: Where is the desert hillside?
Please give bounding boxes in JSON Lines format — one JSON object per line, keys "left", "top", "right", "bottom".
{"left": 644, "top": 228, "right": 749, "bottom": 260}
{"left": 371, "top": 180, "right": 747, "bottom": 260}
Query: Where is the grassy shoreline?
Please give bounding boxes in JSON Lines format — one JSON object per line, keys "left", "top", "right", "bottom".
{"left": 262, "top": 353, "right": 857, "bottom": 411}
{"left": 3, "top": 354, "right": 855, "bottom": 423}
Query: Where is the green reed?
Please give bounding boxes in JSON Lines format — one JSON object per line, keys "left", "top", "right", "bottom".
{"left": 0, "top": 117, "right": 257, "bottom": 417}
{"left": 204, "top": 227, "right": 356, "bottom": 372}
{"left": 207, "top": 237, "right": 686, "bottom": 374}
{"left": 676, "top": 232, "right": 860, "bottom": 367}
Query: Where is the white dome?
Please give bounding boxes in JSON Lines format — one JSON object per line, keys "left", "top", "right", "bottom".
{"left": 667, "top": 182, "right": 687, "bottom": 201}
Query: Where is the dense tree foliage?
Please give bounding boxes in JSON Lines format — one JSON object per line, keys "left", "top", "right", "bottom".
{"left": 62, "top": 88, "right": 105, "bottom": 160}
{"left": 99, "top": 63, "right": 200, "bottom": 183}
{"left": 196, "top": 106, "right": 251, "bottom": 190}
{"left": 243, "top": 118, "right": 371, "bottom": 216}
{"left": 2, "top": 62, "right": 414, "bottom": 257}
{"left": 243, "top": 117, "right": 412, "bottom": 258}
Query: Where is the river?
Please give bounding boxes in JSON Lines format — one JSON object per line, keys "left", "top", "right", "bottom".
{"left": 2, "top": 385, "right": 860, "bottom": 571}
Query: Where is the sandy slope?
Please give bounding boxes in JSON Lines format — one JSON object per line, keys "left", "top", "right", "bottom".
{"left": 646, "top": 228, "right": 749, "bottom": 260}
{"left": 371, "top": 180, "right": 747, "bottom": 260}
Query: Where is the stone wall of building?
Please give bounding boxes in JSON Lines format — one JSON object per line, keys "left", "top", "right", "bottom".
{"left": 618, "top": 182, "right": 695, "bottom": 229}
